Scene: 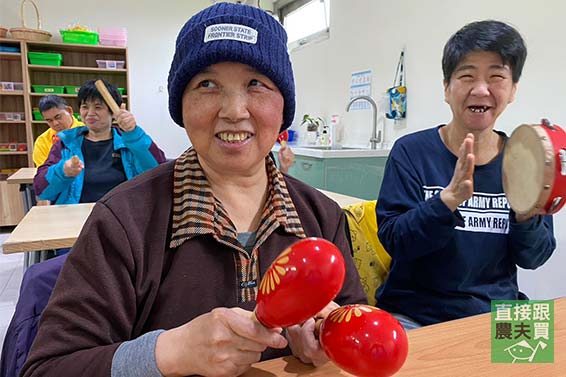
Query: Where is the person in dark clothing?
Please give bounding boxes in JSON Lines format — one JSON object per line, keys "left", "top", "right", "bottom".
{"left": 375, "top": 20, "right": 556, "bottom": 330}
{"left": 0, "top": 255, "right": 67, "bottom": 377}
{"left": 21, "top": 4, "right": 366, "bottom": 377}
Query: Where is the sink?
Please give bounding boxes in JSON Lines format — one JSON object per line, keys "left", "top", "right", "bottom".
{"left": 272, "top": 144, "right": 389, "bottom": 158}
{"left": 299, "top": 145, "right": 364, "bottom": 151}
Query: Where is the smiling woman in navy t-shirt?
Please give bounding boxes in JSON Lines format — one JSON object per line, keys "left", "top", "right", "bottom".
{"left": 376, "top": 20, "right": 556, "bottom": 330}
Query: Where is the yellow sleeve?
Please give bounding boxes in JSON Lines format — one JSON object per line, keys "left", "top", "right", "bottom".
{"left": 33, "top": 130, "right": 54, "bottom": 167}
{"left": 344, "top": 200, "right": 391, "bottom": 306}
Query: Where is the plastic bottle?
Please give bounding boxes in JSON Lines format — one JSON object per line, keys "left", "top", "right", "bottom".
{"left": 320, "top": 125, "right": 330, "bottom": 146}
{"left": 329, "top": 114, "right": 341, "bottom": 147}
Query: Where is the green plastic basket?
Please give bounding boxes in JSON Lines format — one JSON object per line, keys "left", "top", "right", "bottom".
{"left": 28, "top": 52, "right": 63, "bottom": 66}
{"left": 60, "top": 30, "right": 99, "bottom": 45}
{"left": 32, "top": 110, "right": 44, "bottom": 120}
{"left": 32, "top": 85, "right": 65, "bottom": 94}
{"left": 64, "top": 85, "right": 81, "bottom": 94}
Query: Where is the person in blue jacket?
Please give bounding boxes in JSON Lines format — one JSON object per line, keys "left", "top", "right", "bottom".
{"left": 376, "top": 20, "right": 556, "bottom": 329}
{"left": 33, "top": 79, "right": 166, "bottom": 204}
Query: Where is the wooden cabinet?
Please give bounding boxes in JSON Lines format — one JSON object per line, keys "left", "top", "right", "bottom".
{"left": 274, "top": 152, "right": 388, "bottom": 200}
{"left": 0, "top": 180, "right": 24, "bottom": 225}
{"left": 0, "top": 37, "right": 129, "bottom": 225}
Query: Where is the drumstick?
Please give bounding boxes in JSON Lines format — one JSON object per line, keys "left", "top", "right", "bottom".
{"left": 94, "top": 80, "right": 121, "bottom": 115}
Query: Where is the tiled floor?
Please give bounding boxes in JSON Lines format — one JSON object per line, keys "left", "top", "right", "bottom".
{"left": 0, "top": 229, "right": 24, "bottom": 352}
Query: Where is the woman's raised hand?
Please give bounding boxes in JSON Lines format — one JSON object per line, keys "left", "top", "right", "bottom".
{"left": 114, "top": 103, "right": 137, "bottom": 132}
{"left": 441, "top": 133, "right": 475, "bottom": 211}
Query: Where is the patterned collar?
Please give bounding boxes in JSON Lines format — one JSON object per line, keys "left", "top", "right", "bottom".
{"left": 169, "top": 148, "right": 306, "bottom": 251}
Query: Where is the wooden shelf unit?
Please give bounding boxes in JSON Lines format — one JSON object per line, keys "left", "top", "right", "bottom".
{"left": 0, "top": 91, "right": 24, "bottom": 96}
{"left": 28, "top": 65, "right": 128, "bottom": 73}
{"left": 0, "top": 37, "right": 130, "bottom": 225}
{"left": 29, "top": 93, "right": 128, "bottom": 98}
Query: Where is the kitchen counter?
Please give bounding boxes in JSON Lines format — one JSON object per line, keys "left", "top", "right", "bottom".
{"left": 271, "top": 143, "right": 389, "bottom": 200}
{"left": 272, "top": 144, "right": 390, "bottom": 158}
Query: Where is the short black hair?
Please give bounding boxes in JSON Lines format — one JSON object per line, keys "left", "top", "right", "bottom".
{"left": 442, "top": 20, "right": 527, "bottom": 83}
{"left": 77, "top": 79, "right": 122, "bottom": 109}
{"left": 38, "top": 95, "right": 68, "bottom": 113}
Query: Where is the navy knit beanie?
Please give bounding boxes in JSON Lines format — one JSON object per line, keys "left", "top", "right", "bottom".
{"left": 168, "top": 2, "right": 295, "bottom": 132}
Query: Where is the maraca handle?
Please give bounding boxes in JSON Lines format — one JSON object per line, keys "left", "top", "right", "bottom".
{"left": 313, "top": 317, "right": 324, "bottom": 338}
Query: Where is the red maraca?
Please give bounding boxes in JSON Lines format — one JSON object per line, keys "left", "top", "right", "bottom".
{"left": 255, "top": 237, "right": 346, "bottom": 328}
{"left": 277, "top": 130, "right": 289, "bottom": 147}
{"left": 320, "top": 305, "right": 409, "bottom": 377}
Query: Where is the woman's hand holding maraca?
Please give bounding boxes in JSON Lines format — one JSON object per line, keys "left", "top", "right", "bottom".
{"left": 286, "top": 301, "right": 339, "bottom": 367}
{"left": 255, "top": 237, "right": 409, "bottom": 376}
{"left": 155, "top": 307, "right": 287, "bottom": 377}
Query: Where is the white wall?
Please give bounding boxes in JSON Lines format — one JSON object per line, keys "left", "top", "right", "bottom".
{"left": 1, "top": 0, "right": 214, "bottom": 158}
{"left": 289, "top": 0, "right": 565, "bottom": 299}
{"left": 2, "top": 0, "right": 563, "bottom": 299}
{"left": 0, "top": 0, "right": 275, "bottom": 158}
{"left": 290, "top": 0, "right": 566, "bottom": 146}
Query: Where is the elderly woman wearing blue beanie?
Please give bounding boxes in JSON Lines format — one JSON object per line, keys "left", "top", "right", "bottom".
{"left": 21, "top": 3, "right": 366, "bottom": 377}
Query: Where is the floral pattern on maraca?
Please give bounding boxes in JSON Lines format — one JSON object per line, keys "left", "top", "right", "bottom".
{"left": 327, "top": 304, "right": 374, "bottom": 323}
{"left": 259, "top": 247, "right": 291, "bottom": 295}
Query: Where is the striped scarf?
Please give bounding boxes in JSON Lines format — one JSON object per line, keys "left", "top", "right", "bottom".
{"left": 169, "top": 148, "right": 305, "bottom": 302}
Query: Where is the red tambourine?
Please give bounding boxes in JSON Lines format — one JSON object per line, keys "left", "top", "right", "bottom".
{"left": 503, "top": 119, "right": 566, "bottom": 218}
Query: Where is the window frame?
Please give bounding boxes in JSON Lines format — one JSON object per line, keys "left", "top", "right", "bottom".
{"left": 274, "top": 0, "right": 330, "bottom": 50}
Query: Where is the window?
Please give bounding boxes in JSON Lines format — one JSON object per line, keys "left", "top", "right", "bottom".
{"left": 274, "top": 0, "right": 330, "bottom": 49}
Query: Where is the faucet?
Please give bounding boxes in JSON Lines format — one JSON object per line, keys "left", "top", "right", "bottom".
{"left": 346, "top": 95, "right": 380, "bottom": 150}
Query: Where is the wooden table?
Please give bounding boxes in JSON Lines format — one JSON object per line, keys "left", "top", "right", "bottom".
{"left": 6, "top": 167, "right": 36, "bottom": 185}
{"left": 6, "top": 167, "right": 37, "bottom": 213}
{"left": 2, "top": 203, "right": 94, "bottom": 267}
{"left": 318, "top": 189, "right": 364, "bottom": 208}
{"left": 244, "top": 298, "right": 565, "bottom": 377}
